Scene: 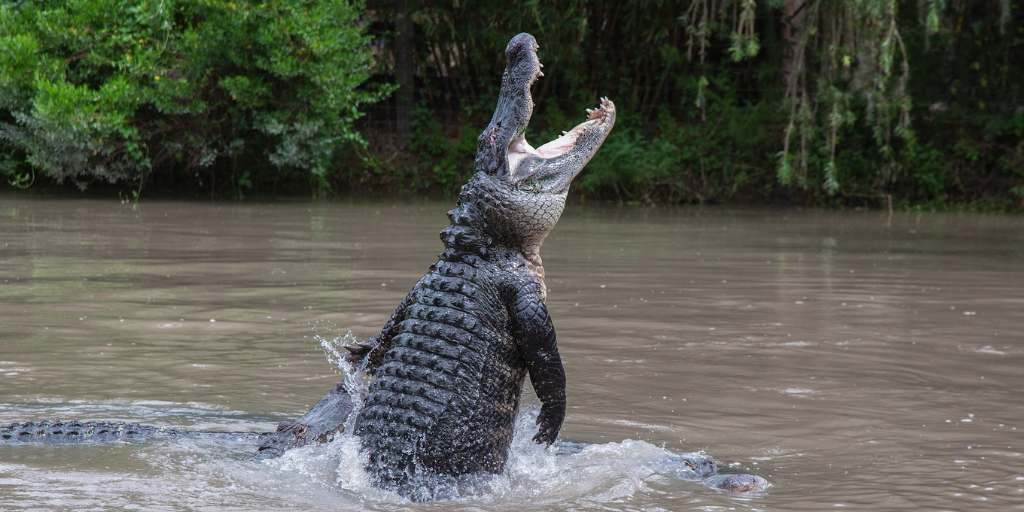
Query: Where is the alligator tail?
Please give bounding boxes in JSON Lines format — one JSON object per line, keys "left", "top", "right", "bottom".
{"left": 2, "top": 380, "right": 356, "bottom": 457}
{"left": 0, "top": 419, "right": 265, "bottom": 445}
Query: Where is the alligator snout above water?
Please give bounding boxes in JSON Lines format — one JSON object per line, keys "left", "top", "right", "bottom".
{"left": 1, "top": 32, "right": 767, "bottom": 500}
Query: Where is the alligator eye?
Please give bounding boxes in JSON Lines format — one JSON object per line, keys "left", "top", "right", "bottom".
{"left": 684, "top": 460, "right": 694, "bottom": 469}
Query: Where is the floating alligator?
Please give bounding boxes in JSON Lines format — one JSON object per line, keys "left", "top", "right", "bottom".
{"left": 0, "top": 380, "right": 354, "bottom": 451}
{"left": 1, "top": 33, "right": 766, "bottom": 498}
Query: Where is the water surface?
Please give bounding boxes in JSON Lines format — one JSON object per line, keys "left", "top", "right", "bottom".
{"left": 1, "top": 199, "right": 1022, "bottom": 510}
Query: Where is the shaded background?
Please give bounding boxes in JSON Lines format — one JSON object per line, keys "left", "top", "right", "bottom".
{"left": 0, "top": 0, "right": 1021, "bottom": 209}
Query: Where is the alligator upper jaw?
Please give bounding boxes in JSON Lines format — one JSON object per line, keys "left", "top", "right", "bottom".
{"left": 480, "top": 33, "right": 615, "bottom": 187}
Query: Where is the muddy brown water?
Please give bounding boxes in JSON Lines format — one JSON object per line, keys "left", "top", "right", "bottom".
{"left": 1, "top": 198, "right": 1022, "bottom": 510}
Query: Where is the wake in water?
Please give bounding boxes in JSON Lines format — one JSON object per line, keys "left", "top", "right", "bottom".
{"left": 0, "top": 329, "right": 768, "bottom": 510}
{"left": 293, "top": 330, "right": 771, "bottom": 504}
{"left": 269, "top": 402, "right": 768, "bottom": 506}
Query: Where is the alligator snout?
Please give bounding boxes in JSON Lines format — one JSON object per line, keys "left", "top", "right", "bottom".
{"left": 705, "top": 472, "right": 770, "bottom": 492}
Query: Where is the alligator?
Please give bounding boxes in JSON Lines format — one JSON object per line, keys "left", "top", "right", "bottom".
{"left": 338, "top": 32, "right": 614, "bottom": 500}
{"left": 1, "top": 381, "right": 354, "bottom": 453}
{"left": 1, "top": 33, "right": 767, "bottom": 497}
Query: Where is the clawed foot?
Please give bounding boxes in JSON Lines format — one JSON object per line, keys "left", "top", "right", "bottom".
{"left": 532, "top": 424, "right": 558, "bottom": 446}
{"left": 532, "top": 403, "right": 565, "bottom": 446}
{"left": 343, "top": 341, "right": 374, "bottom": 362}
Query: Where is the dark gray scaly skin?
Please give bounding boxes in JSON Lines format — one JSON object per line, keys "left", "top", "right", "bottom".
{"left": 336, "top": 33, "right": 765, "bottom": 496}
{"left": 0, "top": 32, "right": 767, "bottom": 497}
{"left": 0, "top": 420, "right": 264, "bottom": 444}
{"left": 0, "top": 380, "right": 355, "bottom": 455}
{"left": 255, "top": 380, "right": 356, "bottom": 458}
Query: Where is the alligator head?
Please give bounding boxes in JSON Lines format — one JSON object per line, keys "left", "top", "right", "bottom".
{"left": 442, "top": 33, "right": 615, "bottom": 297}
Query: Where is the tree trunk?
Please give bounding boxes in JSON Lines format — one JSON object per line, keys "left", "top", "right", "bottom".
{"left": 394, "top": 0, "right": 414, "bottom": 150}
{"left": 782, "top": 0, "right": 808, "bottom": 88}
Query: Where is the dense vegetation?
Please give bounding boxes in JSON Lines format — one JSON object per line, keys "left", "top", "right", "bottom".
{"left": 1, "top": 0, "right": 1022, "bottom": 210}
{"left": 0, "top": 0, "right": 388, "bottom": 197}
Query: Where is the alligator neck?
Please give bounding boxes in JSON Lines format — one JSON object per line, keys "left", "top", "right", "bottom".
{"left": 438, "top": 184, "right": 548, "bottom": 300}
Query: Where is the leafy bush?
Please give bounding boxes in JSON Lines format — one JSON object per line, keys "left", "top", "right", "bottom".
{"left": 577, "top": 74, "right": 778, "bottom": 204}
{"left": 0, "top": 0, "right": 389, "bottom": 193}
{"left": 408, "top": 104, "right": 476, "bottom": 195}
{"left": 371, "top": 0, "right": 1022, "bottom": 209}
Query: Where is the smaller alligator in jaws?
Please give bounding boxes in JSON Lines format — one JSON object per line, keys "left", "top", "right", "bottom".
{"left": 1, "top": 33, "right": 766, "bottom": 497}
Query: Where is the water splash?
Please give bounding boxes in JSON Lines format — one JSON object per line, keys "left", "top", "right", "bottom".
{"left": 266, "top": 400, "right": 764, "bottom": 506}
{"left": 311, "top": 322, "right": 355, "bottom": 374}
{"left": 312, "top": 324, "right": 369, "bottom": 399}
{"left": 296, "top": 324, "right": 768, "bottom": 504}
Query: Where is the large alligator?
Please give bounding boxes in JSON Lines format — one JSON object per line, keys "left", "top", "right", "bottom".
{"left": 341, "top": 32, "right": 613, "bottom": 500}
{"left": 1, "top": 33, "right": 766, "bottom": 497}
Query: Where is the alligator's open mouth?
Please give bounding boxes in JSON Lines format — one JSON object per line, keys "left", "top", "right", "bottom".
{"left": 483, "top": 33, "right": 615, "bottom": 186}
{"left": 507, "top": 132, "right": 570, "bottom": 172}
{"left": 508, "top": 125, "right": 574, "bottom": 160}
{"left": 505, "top": 99, "right": 615, "bottom": 176}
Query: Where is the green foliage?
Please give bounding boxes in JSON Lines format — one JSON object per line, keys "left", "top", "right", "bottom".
{"left": 578, "top": 74, "right": 777, "bottom": 204}
{"left": 407, "top": 104, "right": 475, "bottom": 195}
{"left": 0, "top": 0, "right": 1019, "bottom": 209}
{"left": 395, "top": 0, "right": 712, "bottom": 119}
{"left": 386, "top": 0, "right": 1021, "bottom": 209}
{"left": 0, "top": 0, "right": 389, "bottom": 193}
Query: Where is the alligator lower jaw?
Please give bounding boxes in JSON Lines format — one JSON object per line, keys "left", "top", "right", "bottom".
{"left": 523, "top": 101, "right": 611, "bottom": 155}
{"left": 505, "top": 99, "right": 615, "bottom": 178}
